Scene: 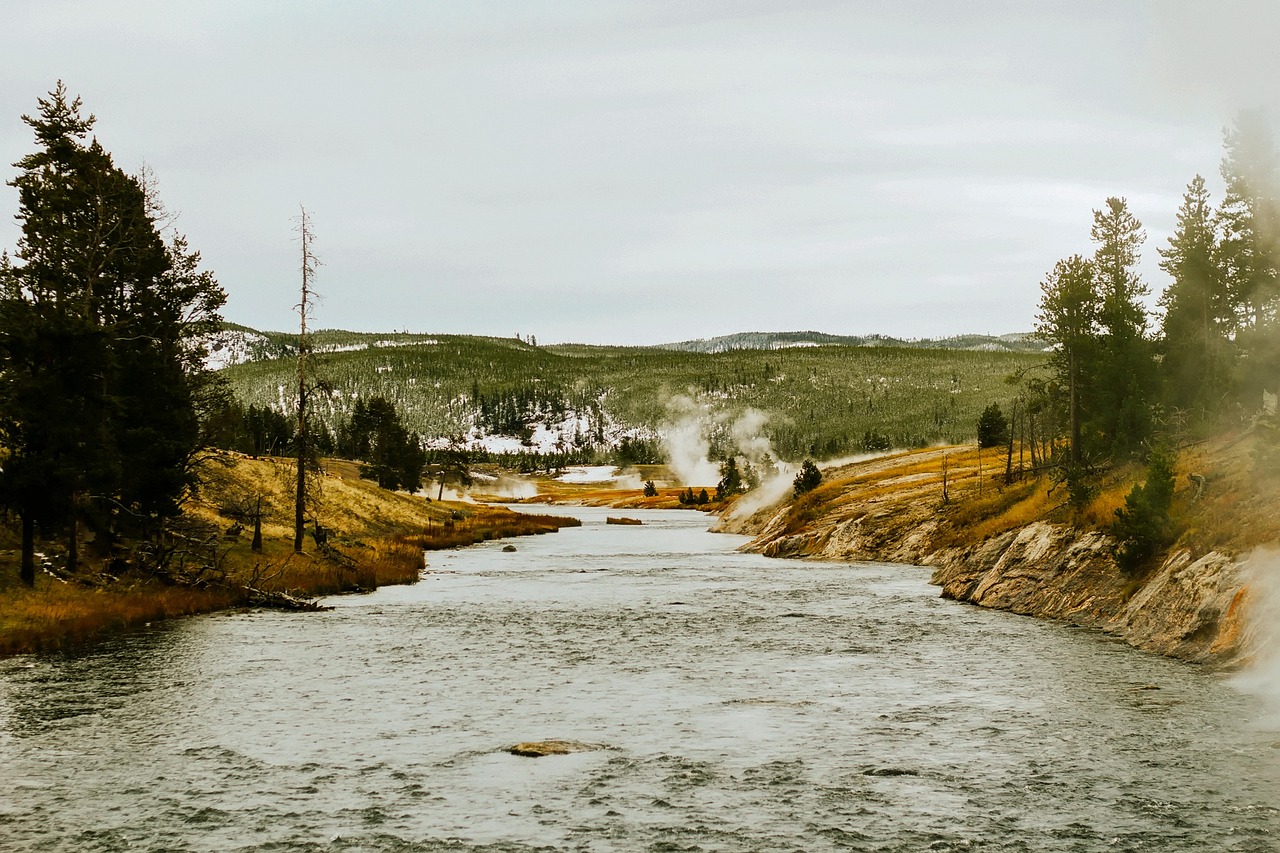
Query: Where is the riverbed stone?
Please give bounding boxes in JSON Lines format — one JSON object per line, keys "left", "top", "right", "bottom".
{"left": 508, "top": 739, "right": 606, "bottom": 757}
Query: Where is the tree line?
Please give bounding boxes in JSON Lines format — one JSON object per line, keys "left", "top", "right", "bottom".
{"left": 1012, "top": 110, "right": 1280, "bottom": 566}
{"left": 0, "top": 84, "right": 226, "bottom": 584}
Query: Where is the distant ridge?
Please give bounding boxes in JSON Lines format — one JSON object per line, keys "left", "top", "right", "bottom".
{"left": 205, "top": 324, "right": 1046, "bottom": 369}
{"left": 655, "top": 330, "right": 1044, "bottom": 354}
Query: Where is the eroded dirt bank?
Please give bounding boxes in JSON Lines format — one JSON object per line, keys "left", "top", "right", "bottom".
{"left": 722, "top": 443, "right": 1261, "bottom": 666}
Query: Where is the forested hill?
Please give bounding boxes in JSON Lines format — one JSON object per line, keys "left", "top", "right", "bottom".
{"left": 216, "top": 325, "right": 1044, "bottom": 462}
{"left": 656, "top": 331, "right": 1045, "bottom": 354}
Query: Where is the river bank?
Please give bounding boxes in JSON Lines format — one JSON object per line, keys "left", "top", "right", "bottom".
{"left": 0, "top": 452, "right": 578, "bottom": 656}
{"left": 721, "top": 431, "right": 1275, "bottom": 666}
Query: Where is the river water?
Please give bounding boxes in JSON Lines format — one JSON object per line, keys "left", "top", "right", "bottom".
{"left": 2, "top": 507, "right": 1279, "bottom": 852}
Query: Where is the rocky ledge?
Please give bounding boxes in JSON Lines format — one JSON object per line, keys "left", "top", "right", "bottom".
{"left": 726, "top": 448, "right": 1255, "bottom": 666}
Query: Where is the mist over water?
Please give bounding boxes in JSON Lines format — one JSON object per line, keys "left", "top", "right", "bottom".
{"left": 2, "top": 508, "right": 1278, "bottom": 851}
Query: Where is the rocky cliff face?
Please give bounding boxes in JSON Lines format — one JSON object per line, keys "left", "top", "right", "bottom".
{"left": 927, "top": 524, "right": 1247, "bottom": 664}
{"left": 727, "top": 448, "right": 1253, "bottom": 666}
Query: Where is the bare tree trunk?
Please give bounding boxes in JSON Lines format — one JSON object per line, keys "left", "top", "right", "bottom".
{"left": 20, "top": 513, "right": 35, "bottom": 587}
{"left": 251, "top": 495, "right": 263, "bottom": 553}
{"left": 977, "top": 444, "right": 983, "bottom": 496}
{"left": 941, "top": 453, "right": 949, "bottom": 504}
{"left": 1028, "top": 411, "right": 1038, "bottom": 468}
{"left": 294, "top": 206, "right": 315, "bottom": 554}
{"left": 1005, "top": 400, "right": 1016, "bottom": 485}
{"left": 1018, "top": 404, "right": 1026, "bottom": 478}
{"left": 1069, "top": 350, "right": 1081, "bottom": 468}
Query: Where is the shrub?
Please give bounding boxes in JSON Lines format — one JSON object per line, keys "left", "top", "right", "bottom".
{"left": 1111, "top": 445, "right": 1176, "bottom": 572}
{"left": 716, "top": 457, "right": 744, "bottom": 500}
{"left": 977, "top": 402, "right": 1009, "bottom": 449}
{"left": 792, "top": 459, "right": 822, "bottom": 496}
{"left": 1065, "top": 463, "right": 1097, "bottom": 512}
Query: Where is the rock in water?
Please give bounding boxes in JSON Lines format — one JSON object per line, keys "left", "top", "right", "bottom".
{"left": 508, "top": 739, "right": 605, "bottom": 757}
{"left": 502, "top": 544, "right": 517, "bottom": 552}
{"left": 606, "top": 516, "right": 642, "bottom": 525}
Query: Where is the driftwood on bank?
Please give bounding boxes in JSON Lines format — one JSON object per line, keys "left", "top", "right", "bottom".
{"left": 241, "top": 585, "right": 332, "bottom": 612}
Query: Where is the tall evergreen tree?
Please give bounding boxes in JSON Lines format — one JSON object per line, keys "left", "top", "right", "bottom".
{"left": 340, "top": 395, "right": 427, "bottom": 493}
{"left": 1090, "top": 197, "right": 1156, "bottom": 457}
{"left": 1216, "top": 111, "right": 1280, "bottom": 405}
{"left": 1216, "top": 110, "right": 1279, "bottom": 334}
{"left": 0, "top": 83, "right": 225, "bottom": 582}
{"left": 1159, "top": 175, "right": 1232, "bottom": 420}
{"left": 1034, "top": 254, "right": 1100, "bottom": 468}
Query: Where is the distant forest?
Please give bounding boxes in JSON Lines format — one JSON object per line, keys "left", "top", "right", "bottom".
{"left": 220, "top": 332, "right": 1043, "bottom": 464}
{"left": 219, "top": 110, "right": 1280, "bottom": 488}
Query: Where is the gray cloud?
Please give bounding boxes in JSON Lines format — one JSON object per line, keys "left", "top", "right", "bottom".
{"left": 0, "top": 1, "right": 1266, "bottom": 343}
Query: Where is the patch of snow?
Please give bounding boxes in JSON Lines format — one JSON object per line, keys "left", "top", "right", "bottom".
{"left": 557, "top": 466, "right": 621, "bottom": 483}
{"left": 202, "top": 328, "right": 273, "bottom": 370}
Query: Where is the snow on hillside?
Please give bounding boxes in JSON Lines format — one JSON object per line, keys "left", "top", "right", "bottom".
{"left": 203, "top": 328, "right": 276, "bottom": 370}
{"left": 315, "top": 339, "right": 438, "bottom": 355}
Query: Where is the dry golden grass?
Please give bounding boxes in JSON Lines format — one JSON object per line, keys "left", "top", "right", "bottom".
{"left": 1171, "top": 427, "right": 1280, "bottom": 556}
{"left": 793, "top": 430, "right": 1280, "bottom": 560}
{"left": 0, "top": 574, "right": 240, "bottom": 656}
{"left": 0, "top": 451, "right": 584, "bottom": 656}
{"left": 1078, "top": 477, "right": 1134, "bottom": 530}
{"left": 402, "top": 508, "right": 580, "bottom": 551}
{"left": 933, "top": 478, "right": 1056, "bottom": 546}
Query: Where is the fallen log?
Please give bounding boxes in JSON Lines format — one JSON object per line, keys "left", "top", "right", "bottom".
{"left": 242, "top": 586, "right": 332, "bottom": 611}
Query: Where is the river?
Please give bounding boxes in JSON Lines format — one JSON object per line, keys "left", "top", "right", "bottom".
{"left": 1, "top": 506, "right": 1278, "bottom": 851}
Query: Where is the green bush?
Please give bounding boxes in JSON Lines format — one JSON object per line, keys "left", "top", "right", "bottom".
{"left": 1111, "top": 445, "right": 1176, "bottom": 572}
{"left": 792, "top": 460, "right": 822, "bottom": 496}
{"left": 977, "top": 402, "right": 1009, "bottom": 449}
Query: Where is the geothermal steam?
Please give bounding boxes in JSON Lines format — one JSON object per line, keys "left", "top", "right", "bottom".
{"left": 662, "top": 396, "right": 798, "bottom": 516}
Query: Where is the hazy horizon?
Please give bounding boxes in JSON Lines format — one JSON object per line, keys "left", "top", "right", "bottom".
{"left": 224, "top": 321, "right": 1039, "bottom": 348}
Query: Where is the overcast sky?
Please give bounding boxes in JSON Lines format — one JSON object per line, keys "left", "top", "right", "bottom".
{"left": 1, "top": 1, "right": 1276, "bottom": 344}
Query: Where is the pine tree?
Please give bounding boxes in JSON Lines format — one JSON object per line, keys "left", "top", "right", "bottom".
{"left": 0, "top": 84, "right": 226, "bottom": 581}
{"left": 1034, "top": 254, "right": 1100, "bottom": 468}
{"left": 1112, "top": 445, "right": 1177, "bottom": 572}
{"left": 1091, "top": 197, "right": 1156, "bottom": 457}
{"left": 1159, "top": 175, "right": 1232, "bottom": 420}
{"left": 976, "top": 403, "right": 1009, "bottom": 449}
{"left": 342, "top": 395, "right": 427, "bottom": 492}
{"left": 1216, "top": 111, "right": 1280, "bottom": 405}
{"left": 716, "top": 456, "right": 743, "bottom": 501}
{"left": 1216, "top": 110, "right": 1279, "bottom": 333}
{"left": 792, "top": 459, "right": 822, "bottom": 496}
{"left": 432, "top": 434, "right": 470, "bottom": 499}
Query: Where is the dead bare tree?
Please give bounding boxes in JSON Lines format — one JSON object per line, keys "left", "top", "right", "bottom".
{"left": 294, "top": 206, "right": 318, "bottom": 553}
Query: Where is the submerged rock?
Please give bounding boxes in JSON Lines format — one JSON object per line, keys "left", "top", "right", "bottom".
{"left": 502, "top": 544, "right": 517, "bottom": 552}
{"left": 508, "top": 739, "right": 607, "bottom": 758}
